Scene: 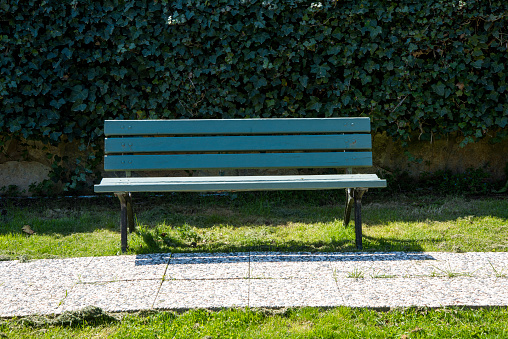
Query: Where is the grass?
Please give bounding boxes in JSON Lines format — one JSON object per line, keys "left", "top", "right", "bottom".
{"left": 347, "top": 267, "right": 365, "bottom": 279}
{"left": 0, "top": 192, "right": 507, "bottom": 260}
{"left": 1, "top": 307, "right": 508, "bottom": 338}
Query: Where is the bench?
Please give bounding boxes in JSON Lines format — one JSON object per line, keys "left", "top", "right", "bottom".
{"left": 94, "top": 117, "right": 386, "bottom": 252}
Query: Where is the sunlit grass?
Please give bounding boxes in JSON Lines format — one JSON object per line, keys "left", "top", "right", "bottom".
{"left": 2, "top": 307, "right": 508, "bottom": 339}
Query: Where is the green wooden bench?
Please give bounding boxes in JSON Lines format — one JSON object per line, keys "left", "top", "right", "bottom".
{"left": 94, "top": 118, "right": 386, "bottom": 252}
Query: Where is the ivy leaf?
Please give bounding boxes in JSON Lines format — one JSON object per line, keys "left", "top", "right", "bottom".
{"left": 433, "top": 82, "right": 446, "bottom": 96}
{"left": 50, "top": 131, "right": 62, "bottom": 141}
{"left": 496, "top": 116, "right": 507, "bottom": 128}
{"left": 72, "top": 102, "right": 87, "bottom": 111}
{"left": 70, "top": 85, "right": 89, "bottom": 102}
{"left": 299, "top": 75, "right": 309, "bottom": 88}
{"left": 306, "top": 98, "right": 322, "bottom": 112}
{"left": 492, "top": 62, "right": 504, "bottom": 73}
{"left": 311, "top": 64, "right": 330, "bottom": 78}
{"left": 63, "top": 123, "right": 75, "bottom": 134}
{"left": 50, "top": 98, "right": 66, "bottom": 109}
{"left": 370, "top": 26, "right": 382, "bottom": 38}
{"left": 61, "top": 47, "right": 72, "bottom": 59}
{"left": 250, "top": 76, "right": 267, "bottom": 89}
{"left": 8, "top": 120, "right": 21, "bottom": 133}
{"left": 471, "top": 59, "right": 484, "bottom": 69}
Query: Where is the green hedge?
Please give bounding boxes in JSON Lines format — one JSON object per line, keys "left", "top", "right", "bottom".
{"left": 1, "top": 0, "right": 507, "bottom": 188}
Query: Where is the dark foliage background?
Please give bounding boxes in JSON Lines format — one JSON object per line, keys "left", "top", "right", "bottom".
{"left": 1, "top": 0, "right": 507, "bottom": 189}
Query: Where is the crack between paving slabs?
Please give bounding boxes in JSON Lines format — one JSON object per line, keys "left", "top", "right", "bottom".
{"left": 54, "top": 256, "right": 96, "bottom": 311}
{"left": 247, "top": 252, "right": 251, "bottom": 308}
{"left": 330, "top": 257, "right": 348, "bottom": 305}
{"left": 56, "top": 281, "right": 79, "bottom": 311}
{"left": 152, "top": 253, "right": 172, "bottom": 309}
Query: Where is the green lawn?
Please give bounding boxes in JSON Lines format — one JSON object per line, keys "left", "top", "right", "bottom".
{"left": 1, "top": 307, "right": 507, "bottom": 338}
{"left": 1, "top": 192, "right": 507, "bottom": 260}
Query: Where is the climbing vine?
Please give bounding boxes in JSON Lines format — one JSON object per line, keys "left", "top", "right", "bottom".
{"left": 1, "top": 0, "right": 507, "bottom": 190}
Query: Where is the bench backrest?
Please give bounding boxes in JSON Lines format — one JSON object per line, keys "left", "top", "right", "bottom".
{"left": 103, "top": 118, "right": 374, "bottom": 172}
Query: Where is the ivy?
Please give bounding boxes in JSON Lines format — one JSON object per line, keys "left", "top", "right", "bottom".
{"left": 0, "top": 0, "right": 507, "bottom": 191}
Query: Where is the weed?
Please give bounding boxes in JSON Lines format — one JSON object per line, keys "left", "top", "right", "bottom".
{"left": 28, "top": 180, "right": 55, "bottom": 197}
{"left": 20, "top": 306, "right": 118, "bottom": 328}
{"left": 347, "top": 267, "right": 364, "bottom": 279}
{"left": 370, "top": 269, "right": 397, "bottom": 279}
{"left": 430, "top": 264, "right": 478, "bottom": 278}
{"left": 0, "top": 185, "right": 25, "bottom": 196}
{"left": 488, "top": 260, "right": 507, "bottom": 278}
{"left": 17, "top": 255, "right": 30, "bottom": 263}
{"left": 58, "top": 290, "right": 68, "bottom": 307}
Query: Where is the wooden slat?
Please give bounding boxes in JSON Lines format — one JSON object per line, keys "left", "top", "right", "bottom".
{"left": 94, "top": 174, "right": 387, "bottom": 193}
{"left": 104, "top": 152, "right": 373, "bottom": 171}
{"left": 105, "top": 134, "right": 372, "bottom": 153}
{"left": 104, "top": 118, "right": 371, "bottom": 136}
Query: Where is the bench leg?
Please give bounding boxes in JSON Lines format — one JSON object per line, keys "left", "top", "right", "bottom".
{"left": 343, "top": 188, "right": 354, "bottom": 227}
{"left": 126, "top": 192, "right": 135, "bottom": 233}
{"left": 116, "top": 193, "right": 130, "bottom": 253}
{"left": 353, "top": 189, "right": 367, "bottom": 250}
{"left": 343, "top": 188, "right": 368, "bottom": 250}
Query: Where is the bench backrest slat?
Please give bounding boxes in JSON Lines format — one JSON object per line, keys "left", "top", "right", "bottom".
{"left": 103, "top": 117, "right": 374, "bottom": 172}
{"left": 104, "top": 118, "right": 371, "bottom": 136}
{"left": 104, "top": 152, "right": 373, "bottom": 171}
{"left": 105, "top": 134, "right": 372, "bottom": 153}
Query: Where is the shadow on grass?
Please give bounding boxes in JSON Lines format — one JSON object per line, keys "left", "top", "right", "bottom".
{"left": 132, "top": 192, "right": 508, "bottom": 230}
{"left": 131, "top": 229, "right": 428, "bottom": 255}
{"left": 0, "top": 196, "right": 119, "bottom": 236}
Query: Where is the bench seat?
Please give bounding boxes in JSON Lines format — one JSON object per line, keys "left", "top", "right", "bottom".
{"left": 95, "top": 174, "right": 386, "bottom": 193}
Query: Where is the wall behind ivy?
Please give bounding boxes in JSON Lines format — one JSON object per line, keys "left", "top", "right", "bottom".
{"left": 1, "top": 0, "right": 507, "bottom": 190}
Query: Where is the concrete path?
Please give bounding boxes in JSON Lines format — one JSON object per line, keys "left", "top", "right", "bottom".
{"left": 1, "top": 252, "right": 507, "bottom": 317}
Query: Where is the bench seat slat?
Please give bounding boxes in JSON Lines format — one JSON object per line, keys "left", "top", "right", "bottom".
{"left": 94, "top": 174, "right": 387, "bottom": 193}
{"left": 104, "top": 118, "right": 371, "bottom": 136}
{"left": 105, "top": 134, "right": 372, "bottom": 153}
{"left": 104, "top": 152, "right": 373, "bottom": 171}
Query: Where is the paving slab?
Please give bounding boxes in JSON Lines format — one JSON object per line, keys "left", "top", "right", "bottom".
{"left": 328, "top": 252, "right": 434, "bottom": 279}
{"left": 409, "top": 252, "right": 508, "bottom": 278}
{"left": 426, "top": 277, "right": 508, "bottom": 307}
{"left": 0, "top": 257, "right": 93, "bottom": 286}
{"left": 250, "top": 252, "right": 333, "bottom": 279}
{"left": 336, "top": 277, "right": 445, "bottom": 308}
{"left": 80, "top": 254, "right": 170, "bottom": 283}
{"left": 155, "top": 279, "right": 249, "bottom": 310}
{"left": 164, "top": 252, "right": 249, "bottom": 280}
{"left": 249, "top": 277, "right": 342, "bottom": 308}
{"left": 61, "top": 280, "right": 160, "bottom": 313}
{"left": 0, "top": 280, "right": 75, "bottom": 317}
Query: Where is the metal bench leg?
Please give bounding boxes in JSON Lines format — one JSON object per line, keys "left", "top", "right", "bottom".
{"left": 343, "top": 188, "right": 354, "bottom": 227}
{"left": 353, "top": 188, "right": 368, "bottom": 250}
{"left": 126, "top": 192, "right": 135, "bottom": 233}
{"left": 116, "top": 193, "right": 129, "bottom": 253}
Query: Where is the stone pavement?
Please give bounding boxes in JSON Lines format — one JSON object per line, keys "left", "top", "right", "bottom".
{"left": 1, "top": 251, "right": 507, "bottom": 317}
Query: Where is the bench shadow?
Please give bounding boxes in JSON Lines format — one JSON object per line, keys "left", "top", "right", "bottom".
{"left": 134, "top": 251, "right": 436, "bottom": 266}
{"left": 132, "top": 233, "right": 428, "bottom": 256}
{"left": 133, "top": 194, "right": 508, "bottom": 231}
